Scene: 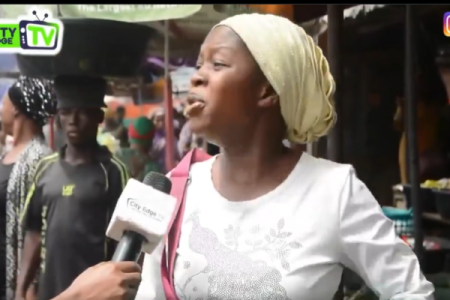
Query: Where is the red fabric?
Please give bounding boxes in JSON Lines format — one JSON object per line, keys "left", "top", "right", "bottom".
{"left": 161, "top": 149, "right": 211, "bottom": 300}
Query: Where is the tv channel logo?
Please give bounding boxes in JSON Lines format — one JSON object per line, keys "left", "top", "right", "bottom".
{"left": 444, "top": 12, "right": 450, "bottom": 37}
{"left": 0, "top": 7, "right": 64, "bottom": 56}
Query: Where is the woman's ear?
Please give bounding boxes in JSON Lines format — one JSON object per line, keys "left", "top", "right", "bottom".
{"left": 258, "top": 84, "right": 279, "bottom": 108}
{"left": 12, "top": 105, "right": 19, "bottom": 118}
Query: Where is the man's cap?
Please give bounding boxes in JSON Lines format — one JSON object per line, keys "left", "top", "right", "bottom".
{"left": 128, "top": 116, "right": 155, "bottom": 145}
{"left": 54, "top": 75, "right": 107, "bottom": 109}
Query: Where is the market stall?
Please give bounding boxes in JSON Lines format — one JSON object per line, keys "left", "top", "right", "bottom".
{"left": 0, "top": 4, "right": 351, "bottom": 173}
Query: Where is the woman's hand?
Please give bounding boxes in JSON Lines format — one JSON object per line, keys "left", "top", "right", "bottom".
{"left": 58, "top": 261, "right": 141, "bottom": 300}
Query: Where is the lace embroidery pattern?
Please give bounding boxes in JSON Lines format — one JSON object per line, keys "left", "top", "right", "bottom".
{"left": 177, "top": 212, "right": 301, "bottom": 300}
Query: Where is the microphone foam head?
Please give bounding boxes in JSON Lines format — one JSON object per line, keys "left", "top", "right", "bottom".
{"left": 143, "top": 172, "right": 172, "bottom": 194}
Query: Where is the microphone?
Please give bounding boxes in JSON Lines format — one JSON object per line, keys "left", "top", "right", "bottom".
{"left": 106, "top": 172, "right": 176, "bottom": 262}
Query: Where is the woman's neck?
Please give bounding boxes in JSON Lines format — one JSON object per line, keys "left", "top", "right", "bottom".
{"left": 217, "top": 110, "right": 295, "bottom": 184}
{"left": 220, "top": 143, "right": 288, "bottom": 183}
{"left": 218, "top": 119, "right": 294, "bottom": 185}
{"left": 12, "top": 121, "right": 42, "bottom": 147}
{"left": 2, "top": 121, "right": 42, "bottom": 164}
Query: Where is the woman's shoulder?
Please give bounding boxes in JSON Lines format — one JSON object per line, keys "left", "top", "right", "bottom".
{"left": 294, "top": 153, "right": 354, "bottom": 186}
{"left": 26, "top": 139, "right": 53, "bottom": 161}
{"left": 276, "top": 153, "right": 358, "bottom": 211}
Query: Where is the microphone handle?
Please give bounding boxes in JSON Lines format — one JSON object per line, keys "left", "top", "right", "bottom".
{"left": 112, "top": 231, "right": 146, "bottom": 262}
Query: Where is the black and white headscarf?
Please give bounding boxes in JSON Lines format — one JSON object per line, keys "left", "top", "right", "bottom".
{"left": 8, "top": 76, "right": 56, "bottom": 126}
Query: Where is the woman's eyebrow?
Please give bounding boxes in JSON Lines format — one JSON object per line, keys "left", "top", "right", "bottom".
{"left": 200, "top": 43, "right": 237, "bottom": 54}
{"left": 210, "top": 44, "right": 236, "bottom": 51}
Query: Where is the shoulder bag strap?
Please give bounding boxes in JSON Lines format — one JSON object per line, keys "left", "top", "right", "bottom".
{"left": 161, "top": 149, "right": 210, "bottom": 300}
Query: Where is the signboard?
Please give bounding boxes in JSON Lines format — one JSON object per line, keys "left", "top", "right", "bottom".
{"left": 171, "top": 67, "right": 196, "bottom": 94}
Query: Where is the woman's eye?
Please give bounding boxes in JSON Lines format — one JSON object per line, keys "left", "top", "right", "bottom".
{"left": 195, "top": 64, "right": 201, "bottom": 70}
{"left": 213, "top": 62, "right": 226, "bottom": 69}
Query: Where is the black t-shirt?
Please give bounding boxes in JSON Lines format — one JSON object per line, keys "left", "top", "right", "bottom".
{"left": 21, "top": 146, "right": 130, "bottom": 300}
{"left": 0, "top": 162, "right": 14, "bottom": 297}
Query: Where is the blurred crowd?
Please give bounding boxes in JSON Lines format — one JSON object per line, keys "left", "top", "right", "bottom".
{"left": 95, "top": 104, "right": 203, "bottom": 178}
{"left": 0, "top": 75, "right": 207, "bottom": 300}
{"left": 0, "top": 99, "right": 206, "bottom": 180}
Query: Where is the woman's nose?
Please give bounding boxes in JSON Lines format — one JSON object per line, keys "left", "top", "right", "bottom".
{"left": 190, "top": 72, "right": 206, "bottom": 87}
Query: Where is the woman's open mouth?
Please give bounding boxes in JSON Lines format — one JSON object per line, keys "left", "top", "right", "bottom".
{"left": 186, "top": 93, "right": 205, "bottom": 105}
{"left": 185, "top": 93, "right": 206, "bottom": 117}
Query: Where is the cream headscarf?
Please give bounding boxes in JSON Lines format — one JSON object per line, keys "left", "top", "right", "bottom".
{"left": 214, "top": 14, "right": 336, "bottom": 144}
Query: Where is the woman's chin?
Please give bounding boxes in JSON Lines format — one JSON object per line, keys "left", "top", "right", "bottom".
{"left": 188, "top": 118, "right": 209, "bottom": 135}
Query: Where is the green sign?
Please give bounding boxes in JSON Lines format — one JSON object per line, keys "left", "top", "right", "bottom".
{"left": 0, "top": 5, "right": 58, "bottom": 19}
{"left": 0, "top": 5, "right": 202, "bottom": 23}
{"left": 62, "top": 5, "right": 202, "bottom": 22}
{"left": 0, "top": 5, "right": 261, "bottom": 24}
{"left": 0, "top": 24, "right": 19, "bottom": 48}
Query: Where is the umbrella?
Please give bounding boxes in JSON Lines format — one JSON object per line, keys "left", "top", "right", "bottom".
{"left": 0, "top": 5, "right": 294, "bottom": 58}
{"left": 0, "top": 5, "right": 238, "bottom": 53}
{"left": 0, "top": 5, "right": 201, "bottom": 22}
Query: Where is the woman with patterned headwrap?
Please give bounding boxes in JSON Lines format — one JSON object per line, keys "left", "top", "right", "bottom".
{"left": 0, "top": 76, "right": 56, "bottom": 300}
{"left": 117, "top": 116, "right": 160, "bottom": 181}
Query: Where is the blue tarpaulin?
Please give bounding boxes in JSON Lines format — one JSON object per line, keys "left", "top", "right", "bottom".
{"left": 0, "top": 54, "right": 17, "bottom": 72}
{"left": 0, "top": 54, "right": 18, "bottom": 103}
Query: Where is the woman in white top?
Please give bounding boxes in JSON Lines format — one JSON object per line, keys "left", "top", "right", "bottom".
{"left": 137, "top": 13, "right": 434, "bottom": 300}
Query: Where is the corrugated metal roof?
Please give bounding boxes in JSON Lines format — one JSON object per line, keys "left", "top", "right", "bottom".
{"left": 301, "top": 4, "right": 387, "bottom": 39}
{"left": 321, "top": 4, "right": 386, "bottom": 22}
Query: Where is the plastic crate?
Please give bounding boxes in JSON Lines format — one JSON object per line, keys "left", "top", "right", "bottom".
{"left": 402, "top": 184, "right": 437, "bottom": 213}
{"left": 381, "top": 207, "right": 414, "bottom": 236}
{"left": 433, "top": 189, "right": 450, "bottom": 219}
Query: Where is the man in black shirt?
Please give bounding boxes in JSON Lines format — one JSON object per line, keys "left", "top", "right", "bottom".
{"left": 17, "top": 75, "right": 130, "bottom": 300}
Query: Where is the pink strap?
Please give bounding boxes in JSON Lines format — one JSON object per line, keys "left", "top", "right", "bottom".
{"left": 161, "top": 149, "right": 211, "bottom": 300}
